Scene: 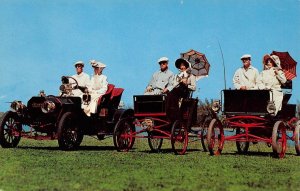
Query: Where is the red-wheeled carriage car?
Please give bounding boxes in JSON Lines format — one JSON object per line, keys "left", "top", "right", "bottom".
{"left": 207, "top": 89, "right": 299, "bottom": 158}
{"left": 112, "top": 94, "right": 198, "bottom": 155}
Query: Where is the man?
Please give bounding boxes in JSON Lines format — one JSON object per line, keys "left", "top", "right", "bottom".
{"left": 144, "top": 57, "right": 174, "bottom": 95}
{"left": 233, "top": 54, "right": 259, "bottom": 90}
{"left": 71, "top": 61, "right": 90, "bottom": 97}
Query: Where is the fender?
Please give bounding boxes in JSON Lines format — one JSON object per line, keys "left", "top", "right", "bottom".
{"left": 112, "top": 108, "right": 134, "bottom": 123}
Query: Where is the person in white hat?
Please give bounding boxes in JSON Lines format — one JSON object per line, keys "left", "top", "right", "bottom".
{"left": 83, "top": 60, "right": 108, "bottom": 116}
{"left": 71, "top": 61, "right": 90, "bottom": 97}
{"left": 144, "top": 56, "right": 174, "bottom": 95}
{"left": 256, "top": 54, "right": 287, "bottom": 115}
{"left": 233, "top": 54, "right": 259, "bottom": 90}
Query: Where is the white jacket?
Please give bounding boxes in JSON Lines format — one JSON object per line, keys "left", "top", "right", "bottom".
{"left": 71, "top": 72, "right": 90, "bottom": 97}
{"left": 233, "top": 66, "right": 259, "bottom": 89}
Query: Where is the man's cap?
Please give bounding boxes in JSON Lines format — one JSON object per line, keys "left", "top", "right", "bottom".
{"left": 158, "top": 57, "right": 169, "bottom": 63}
{"left": 74, "top": 61, "right": 84, "bottom": 67}
{"left": 240, "top": 54, "right": 251, "bottom": 60}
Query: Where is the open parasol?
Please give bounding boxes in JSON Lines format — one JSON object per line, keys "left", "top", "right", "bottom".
{"left": 271, "top": 51, "right": 297, "bottom": 80}
{"left": 180, "top": 49, "right": 210, "bottom": 81}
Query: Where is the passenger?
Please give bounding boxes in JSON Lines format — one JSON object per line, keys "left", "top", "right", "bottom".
{"left": 166, "top": 58, "right": 196, "bottom": 122}
{"left": 144, "top": 57, "right": 174, "bottom": 95}
{"left": 233, "top": 54, "right": 259, "bottom": 90}
{"left": 71, "top": 61, "right": 90, "bottom": 97}
{"left": 83, "top": 60, "right": 108, "bottom": 116}
{"left": 257, "top": 54, "right": 287, "bottom": 115}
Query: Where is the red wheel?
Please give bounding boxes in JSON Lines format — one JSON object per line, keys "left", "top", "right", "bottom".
{"left": 272, "top": 121, "right": 287, "bottom": 158}
{"left": 294, "top": 121, "right": 300, "bottom": 155}
{"left": 113, "top": 118, "right": 135, "bottom": 152}
{"left": 236, "top": 127, "right": 249, "bottom": 154}
{"left": 171, "top": 120, "right": 188, "bottom": 155}
{"left": 0, "top": 111, "right": 22, "bottom": 148}
{"left": 207, "top": 118, "right": 224, "bottom": 156}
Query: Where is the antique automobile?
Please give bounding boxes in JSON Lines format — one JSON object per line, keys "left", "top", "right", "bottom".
{"left": 0, "top": 76, "right": 132, "bottom": 150}
{"left": 112, "top": 94, "right": 198, "bottom": 155}
{"left": 206, "top": 89, "right": 299, "bottom": 158}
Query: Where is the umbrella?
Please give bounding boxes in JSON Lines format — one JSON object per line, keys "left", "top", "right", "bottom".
{"left": 180, "top": 49, "right": 210, "bottom": 81}
{"left": 271, "top": 51, "right": 297, "bottom": 80}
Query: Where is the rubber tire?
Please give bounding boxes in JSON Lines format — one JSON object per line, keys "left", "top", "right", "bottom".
{"left": 57, "top": 112, "right": 82, "bottom": 150}
{"left": 171, "top": 120, "right": 188, "bottom": 155}
{"left": 207, "top": 118, "right": 224, "bottom": 156}
{"left": 200, "top": 119, "right": 210, "bottom": 152}
{"left": 272, "top": 121, "right": 287, "bottom": 158}
{"left": 0, "top": 111, "right": 22, "bottom": 148}
{"left": 148, "top": 131, "right": 163, "bottom": 152}
{"left": 113, "top": 118, "right": 136, "bottom": 152}
{"left": 236, "top": 127, "right": 250, "bottom": 154}
{"left": 294, "top": 121, "right": 300, "bottom": 155}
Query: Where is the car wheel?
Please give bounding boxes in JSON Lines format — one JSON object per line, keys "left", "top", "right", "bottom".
{"left": 236, "top": 127, "right": 250, "bottom": 154}
{"left": 272, "top": 121, "right": 287, "bottom": 158}
{"left": 0, "top": 111, "right": 22, "bottom": 148}
{"left": 113, "top": 118, "right": 135, "bottom": 152}
{"left": 171, "top": 120, "right": 188, "bottom": 155}
{"left": 294, "top": 121, "right": 300, "bottom": 156}
{"left": 57, "top": 112, "right": 82, "bottom": 150}
{"left": 207, "top": 118, "right": 224, "bottom": 156}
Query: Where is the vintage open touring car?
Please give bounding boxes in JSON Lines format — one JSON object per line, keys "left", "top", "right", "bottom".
{"left": 112, "top": 94, "right": 198, "bottom": 155}
{"left": 0, "top": 76, "right": 132, "bottom": 150}
{"left": 206, "top": 88, "right": 299, "bottom": 158}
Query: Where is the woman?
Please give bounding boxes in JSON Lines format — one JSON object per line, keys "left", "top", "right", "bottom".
{"left": 166, "top": 58, "right": 196, "bottom": 122}
{"left": 257, "top": 54, "right": 287, "bottom": 115}
{"left": 83, "top": 60, "right": 108, "bottom": 116}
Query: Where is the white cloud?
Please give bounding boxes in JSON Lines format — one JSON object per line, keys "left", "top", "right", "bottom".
{"left": 0, "top": 95, "right": 7, "bottom": 99}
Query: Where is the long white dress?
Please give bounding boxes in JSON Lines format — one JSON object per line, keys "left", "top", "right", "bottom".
{"left": 83, "top": 74, "right": 108, "bottom": 116}
{"left": 256, "top": 67, "right": 287, "bottom": 115}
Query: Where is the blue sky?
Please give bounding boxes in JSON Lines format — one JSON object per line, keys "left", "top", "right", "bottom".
{"left": 0, "top": 0, "right": 299, "bottom": 111}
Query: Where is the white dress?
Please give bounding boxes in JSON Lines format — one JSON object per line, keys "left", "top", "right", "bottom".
{"left": 256, "top": 68, "right": 287, "bottom": 115}
{"left": 83, "top": 74, "right": 108, "bottom": 116}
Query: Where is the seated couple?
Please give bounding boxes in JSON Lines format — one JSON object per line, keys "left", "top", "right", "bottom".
{"left": 144, "top": 57, "right": 196, "bottom": 122}
{"left": 233, "top": 54, "right": 287, "bottom": 115}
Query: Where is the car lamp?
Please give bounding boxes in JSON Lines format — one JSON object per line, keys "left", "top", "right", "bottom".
{"left": 267, "top": 101, "right": 276, "bottom": 116}
{"left": 41, "top": 101, "right": 56, "bottom": 113}
{"left": 10, "top": 101, "right": 26, "bottom": 113}
{"left": 211, "top": 100, "right": 221, "bottom": 113}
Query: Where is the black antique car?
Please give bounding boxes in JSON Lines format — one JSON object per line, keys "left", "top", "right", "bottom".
{"left": 0, "top": 76, "right": 133, "bottom": 150}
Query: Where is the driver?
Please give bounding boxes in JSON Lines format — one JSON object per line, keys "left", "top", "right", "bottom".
{"left": 83, "top": 60, "right": 108, "bottom": 116}
{"left": 71, "top": 61, "right": 90, "bottom": 97}
{"left": 233, "top": 54, "right": 259, "bottom": 90}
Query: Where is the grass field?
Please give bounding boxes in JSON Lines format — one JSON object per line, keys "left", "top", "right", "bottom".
{"left": 0, "top": 136, "right": 300, "bottom": 191}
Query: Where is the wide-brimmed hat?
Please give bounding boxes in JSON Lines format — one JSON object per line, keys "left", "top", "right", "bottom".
{"left": 263, "top": 54, "right": 281, "bottom": 68}
{"left": 157, "top": 57, "right": 169, "bottom": 64}
{"left": 175, "top": 58, "right": 190, "bottom": 69}
{"left": 74, "top": 61, "right": 84, "bottom": 67}
{"left": 240, "top": 54, "right": 251, "bottom": 60}
{"left": 91, "top": 60, "right": 106, "bottom": 68}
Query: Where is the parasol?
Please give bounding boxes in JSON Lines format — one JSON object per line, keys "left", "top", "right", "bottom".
{"left": 271, "top": 51, "right": 297, "bottom": 80}
{"left": 180, "top": 49, "right": 210, "bottom": 81}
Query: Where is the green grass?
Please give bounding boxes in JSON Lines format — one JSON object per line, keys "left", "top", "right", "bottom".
{"left": 0, "top": 136, "right": 300, "bottom": 191}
